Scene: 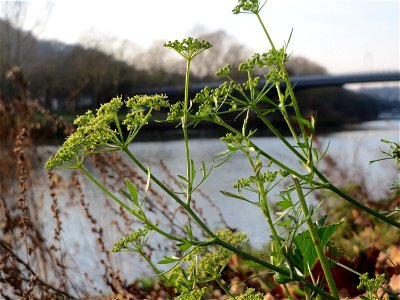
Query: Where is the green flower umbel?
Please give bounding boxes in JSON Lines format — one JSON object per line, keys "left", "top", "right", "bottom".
{"left": 232, "top": 0, "right": 261, "bottom": 14}
{"left": 45, "top": 95, "right": 170, "bottom": 170}
{"left": 45, "top": 97, "right": 123, "bottom": 169}
{"left": 164, "top": 37, "right": 212, "bottom": 60}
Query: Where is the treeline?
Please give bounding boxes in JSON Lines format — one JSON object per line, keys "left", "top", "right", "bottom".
{"left": 1, "top": 20, "right": 324, "bottom": 106}
{"left": 0, "top": 19, "right": 392, "bottom": 126}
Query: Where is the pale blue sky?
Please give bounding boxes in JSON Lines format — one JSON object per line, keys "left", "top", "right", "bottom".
{"left": 6, "top": 0, "right": 400, "bottom": 74}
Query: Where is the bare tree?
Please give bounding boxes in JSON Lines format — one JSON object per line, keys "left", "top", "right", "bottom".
{"left": 190, "top": 29, "right": 251, "bottom": 81}
{"left": 285, "top": 56, "right": 327, "bottom": 76}
{"left": 0, "top": 1, "right": 53, "bottom": 100}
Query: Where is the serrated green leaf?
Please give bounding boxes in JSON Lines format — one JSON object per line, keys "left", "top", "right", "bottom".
{"left": 124, "top": 178, "right": 139, "bottom": 207}
{"left": 277, "top": 219, "right": 292, "bottom": 227}
{"left": 290, "top": 248, "right": 305, "bottom": 272}
{"left": 316, "top": 215, "right": 327, "bottom": 227}
{"left": 177, "top": 175, "right": 188, "bottom": 182}
{"left": 200, "top": 160, "right": 206, "bottom": 177}
{"left": 320, "top": 141, "right": 330, "bottom": 160}
{"left": 183, "top": 222, "right": 194, "bottom": 240}
{"left": 293, "top": 220, "right": 344, "bottom": 275}
{"left": 177, "top": 242, "right": 192, "bottom": 252}
{"left": 276, "top": 197, "right": 293, "bottom": 210}
{"left": 158, "top": 255, "right": 181, "bottom": 264}
{"left": 312, "top": 147, "right": 319, "bottom": 162}
{"left": 119, "top": 189, "right": 129, "bottom": 199}
{"left": 274, "top": 267, "right": 294, "bottom": 284}
{"left": 227, "top": 145, "right": 237, "bottom": 152}
{"left": 297, "top": 116, "right": 312, "bottom": 129}
{"left": 220, "top": 190, "right": 257, "bottom": 205}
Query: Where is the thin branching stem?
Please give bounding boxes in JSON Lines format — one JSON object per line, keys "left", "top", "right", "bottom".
{"left": 122, "top": 147, "right": 336, "bottom": 298}
{"left": 183, "top": 58, "right": 193, "bottom": 205}
{"left": 314, "top": 169, "right": 400, "bottom": 228}
{"left": 292, "top": 176, "right": 339, "bottom": 297}
{"left": 255, "top": 12, "right": 309, "bottom": 146}
{"left": 215, "top": 238, "right": 336, "bottom": 300}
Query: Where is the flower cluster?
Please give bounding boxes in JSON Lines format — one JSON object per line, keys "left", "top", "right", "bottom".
{"left": 46, "top": 95, "right": 169, "bottom": 169}
{"left": 357, "top": 273, "right": 386, "bottom": 299}
{"left": 238, "top": 53, "right": 260, "bottom": 72}
{"left": 45, "top": 97, "right": 123, "bottom": 169}
{"left": 233, "top": 171, "right": 278, "bottom": 191}
{"left": 220, "top": 133, "right": 244, "bottom": 145}
{"left": 215, "top": 64, "right": 232, "bottom": 77}
{"left": 112, "top": 226, "right": 150, "bottom": 252}
{"left": 239, "top": 49, "right": 288, "bottom": 71}
{"left": 259, "top": 48, "right": 288, "bottom": 84}
{"left": 168, "top": 230, "right": 246, "bottom": 294}
{"left": 123, "top": 94, "right": 168, "bottom": 131}
{"left": 193, "top": 82, "right": 232, "bottom": 119}
{"left": 237, "top": 49, "right": 288, "bottom": 84}
{"left": 198, "top": 230, "right": 247, "bottom": 278}
{"left": 258, "top": 48, "right": 288, "bottom": 67}
{"left": 175, "top": 288, "right": 207, "bottom": 300}
{"left": 164, "top": 37, "right": 212, "bottom": 60}
{"left": 166, "top": 102, "right": 184, "bottom": 122}
{"left": 243, "top": 76, "right": 261, "bottom": 91}
{"left": 234, "top": 288, "right": 264, "bottom": 300}
{"left": 232, "top": 0, "right": 261, "bottom": 14}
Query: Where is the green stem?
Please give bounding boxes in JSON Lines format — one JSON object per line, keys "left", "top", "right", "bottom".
{"left": 215, "top": 238, "right": 336, "bottom": 300}
{"left": 304, "top": 289, "right": 312, "bottom": 300}
{"left": 251, "top": 105, "right": 306, "bottom": 163}
{"left": 80, "top": 164, "right": 188, "bottom": 243}
{"left": 283, "top": 284, "right": 295, "bottom": 300}
{"left": 228, "top": 101, "right": 400, "bottom": 228}
{"left": 314, "top": 169, "right": 400, "bottom": 228}
{"left": 211, "top": 118, "right": 311, "bottom": 181}
{"left": 140, "top": 250, "right": 172, "bottom": 284}
{"left": 123, "top": 147, "right": 335, "bottom": 298}
{"left": 255, "top": 13, "right": 309, "bottom": 147}
{"left": 243, "top": 150, "right": 282, "bottom": 254}
{"left": 255, "top": 175, "right": 280, "bottom": 249}
{"left": 145, "top": 220, "right": 186, "bottom": 243}
{"left": 276, "top": 85, "right": 301, "bottom": 147}
{"left": 122, "top": 147, "right": 216, "bottom": 238}
{"left": 79, "top": 165, "right": 135, "bottom": 215}
{"left": 238, "top": 12, "right": 394, "bottom": 292}
{"left": 248, "top": 106, "right": 399, "bottom": 228}
{"left": 256, "top": 175, "right": 296, "bottom": 300}
{"left": 216, "top": 278, "right": 232, "bottom": 297}
{"left": 292, "top": 176, "right": 339, "bottom": 298}
{"left": 183, "top": 58, "right": 193, "bottom": 205}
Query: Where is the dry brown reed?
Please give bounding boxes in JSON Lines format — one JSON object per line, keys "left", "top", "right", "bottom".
{"left": 1, "top": 68, "right": 81, "bottom": 299}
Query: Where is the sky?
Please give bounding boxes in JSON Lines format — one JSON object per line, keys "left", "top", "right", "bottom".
{"left": 2, "top": 0, "right": 400, "bottom": 74}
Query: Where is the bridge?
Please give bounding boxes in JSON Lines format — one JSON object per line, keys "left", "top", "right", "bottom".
{"left": 276, "top": 71, "right": 400, "bottom": 89}
{"left": 132, "top": 71, "right": 400, "bottom": 96}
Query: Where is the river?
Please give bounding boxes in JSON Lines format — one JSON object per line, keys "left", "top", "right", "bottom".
{"left": 15, "top": 119, "right": 400, "bottom": 293}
